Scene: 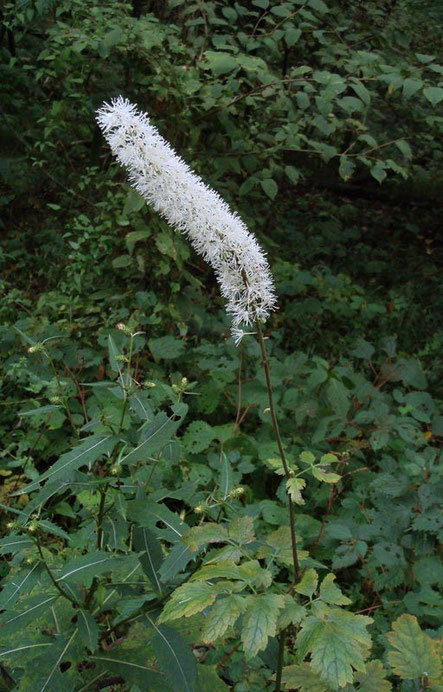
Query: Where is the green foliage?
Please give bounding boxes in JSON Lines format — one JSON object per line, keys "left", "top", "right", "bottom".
{"left": 0, "top": 0, "right": 441, "bottom": 690}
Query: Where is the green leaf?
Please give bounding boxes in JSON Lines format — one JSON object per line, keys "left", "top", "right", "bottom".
{"left": 295, "top": 568, "right": 318, "bottom": 598}
{"left": 370, "top": 162, "right": 387, "bottom": 184}
{"left": 338, "top": 156, "right": 356, "bottom": 182}
{"left": 0, "top": 561, "right": 42, "bottom": 610}
{"left": 148, "top": 617, "right": 197, "bottom": 692}
{"left": 13, "top": 435, "right": 116, "bottom": 496}
{"left": 77, "top": 609, "right": 99, "bottom": 653}
{"left": 319, "top": 574, "right": 351, "bottom": 606}
{"left": 281, "top": 663, "right": 329, "bottom": 692}
{"left": 327, "top": 379, "right": 350, "bottom": 418}
{"left": 120, "top": 413, "right": 180, "bottom": 466}
{"left": 351, "top": 81, "right": 371, "bottom": 106}
{"left": 402, "top": 78, "right": 423, "bottom": 100}
{"left": 149, "top": 335, "right": 185, "bottom": 360}
{"left": 182, "top": 420, "right": 215, "bottom": 453}
{"left": 241, "top": 595, "right": 285, "bottom": 658}
{"left": 0, "top": 594, "right": 59, "bottom": 636}
{"left": 23, "top": 630, "right": 79, "bottom": 692}
{"left": 229, "top": 516, "right": 255, "bottom": 545}
{"left": 158, "top": 582, "right": 218, "bottom": 623}
{"left": 260, "top": 178, "right": 278, "bottom": 200}
{"left": 90, "top": 650, "right": 165, "bottom": 688}
{"left": 277, "top": 595, "right": 307, "bottom": 630}
{"left": 205, "top": 51, "right": 239, "bottom": 76}
{"left": 19, "top": 404, "right": 62, "bottom": 417}
{"left": 423, "top": 86, "right": 443, "bottom": 106}
{"left": 219, "top": 452, "right": 233, "bottom": 498}
{"left": 196, "top": 664, "right": 230, "bottom": 691}
{"left": 308, "top": 0, "right": 329, "bottom": 13}
{"left": 296, "top": 605, "right": 373, "bottom": 689}
{"left": 159, "top": 543, "right": 195, "bottom": 583}
{"left": 202, "top": 595, "right": 246, "bottom": 643}
{"left": 355, "top": 660, "right": 392, "bottom": 692}
{"left": 311, "top": 467, "right": 341, "bottom": 484}
{"left": 286, "top": 477, "right": 306, "bottom": 505}
{"left": 133, "top": 526, "right": 163, "bottom": 593}
{"left": 285, "top": 28, "right": 302, "bottom": 47}
{"left": 123, "top": 189, "right": 145, "bottom": 215}
{"left": 0, "top": 533, "right": 34, "bottom": 555}
{"left": 395, "top": 139, "right": 412, "bottom": 159}
{"left": 182, "top": 523, "right": 228, "bottom": 551}
{"left": 56, "top": 551, "right": 121, "bottom": 587}
{"left": 386, "top": 613, "right": 441, "bottom": 681}
{"left": 107, "top": 334, "right": 121, "bottom": 372}
{"left": 300, "top": 451, "right": 316, "bottom": 464}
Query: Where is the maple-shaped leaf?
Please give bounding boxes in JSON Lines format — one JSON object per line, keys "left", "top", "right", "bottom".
{"left": 158, "top": 582, "right": 219, "bottom": 623}
{"left": 241, "top": 594, "right": 285, "bottom": 658}
{"left": 287, "top": 478, "right": 306, "bottom": 504}
{"left": 386, "top": 613, "right": 441, "bottom": 681}
{"left": 296, "top": 603, "right": 373, "bottom": 690}
{"left": 319, "top": 574, "right": 351, "bottom": 606}
{"left": 355, "top": 660, "right": 392, "bottom": 692}
{"left": 281, "top": 663, "right": 329, "bottom": 692}
{"left": 258, "top": 526, "right": 309, "bottom": 567}
{"left": 202, "top": 594, "right": 247, "bottom": 643}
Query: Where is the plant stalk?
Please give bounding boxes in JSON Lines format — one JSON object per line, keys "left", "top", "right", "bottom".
{"left": 255, "top": 317, "right": 300, "bottom": 583}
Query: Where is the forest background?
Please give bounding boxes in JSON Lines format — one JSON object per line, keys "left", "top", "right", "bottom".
{"left": 0, "top": 1, "right": 442, "bottom": 691}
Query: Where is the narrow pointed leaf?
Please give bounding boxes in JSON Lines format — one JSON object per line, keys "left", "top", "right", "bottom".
{"left": 148, "top": 617, "right": 197, "bottom": 692}
{"left": 133, "top": 526, "right": 163, "bottom": 592}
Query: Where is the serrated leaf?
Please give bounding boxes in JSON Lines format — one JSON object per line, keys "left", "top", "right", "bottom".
{"left": 182, "top": 523, "right": 228, "bottom": 551}
{"left": 219, "top": 452, "right": 233, "bottom": 498}
{"left": 281, "top": 663, "right": 329, "bottom": 691}
{"left": 205, "top": 50, "right": 239, "bottom": 76}
{"left": 339, "top": 156, "right": 356, "bottom": 182}
{"left": 355, "top": 660, "right": 392, "bottom": 692}
{"left": 148, "top": 335, "right": 185, "bottom": 360}
{"left": 287, "top": 477, "right": 306, "bottom": 504}
{"left": 229, "top": 516, "right": 255, "bottom": 545}
{"left": 300, "top": 451, "right": 316, "bottom": 464}
{"left": 182, "top": 420, "right": 215, "bottom": 453}
{"left": 158, "top": 582, "right": 218, "bottom": 623}
{"left": 386, "top": 613, "right": 441, "bottom": 681}
{"left": 370, "top": 162, "right": 387, "bottom": 184}
{"left": 319, "top": 574, "right": 351, "bottom": 606}
{"left": 295, "top": 568, "right": 318, "bottom": 598}
{"left": 402, "top": 77, "right": 423, "bottom": 100}
{"left": 24, "top": 630, "right": 78, "bottom": 692}
{"left": 148, "top": 617, "right": 197, "bottom": 692}
{"left": 312, "top": 467, "right": 341, "bottom": 484}
{"left": 90, "top": 650, "right": 166, "bottom": 688}
{"left": 0, "top": 562, "right": 42, "bottom": 610}
{"left": 133, "top": 526, "right": 163, "bottom": 593}
{"left": 13, "top": 435, "right": 115, "bottom": 495}
{"left": 241, "top": 595, "right": 285, "bottom": 658}
{"left": 77, "top": 609, "right": 98, "bottom": 653}
{"left": 296, "top": 606, "right": 373, "bottom": 689}
{"left": 202, "top": 595, "right": 246, "bottom": 642}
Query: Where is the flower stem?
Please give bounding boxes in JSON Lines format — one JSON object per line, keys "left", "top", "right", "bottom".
{"left": 255, "top": 318, "right": 300, "bottom": 583}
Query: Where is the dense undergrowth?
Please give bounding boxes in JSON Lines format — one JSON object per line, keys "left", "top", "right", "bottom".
{"left": 0, "top": 1, "right": 442, "bottom": 691}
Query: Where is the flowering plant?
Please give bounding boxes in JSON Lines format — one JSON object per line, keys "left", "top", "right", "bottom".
{"left": 96, "top": 97, "right": 276, "bottom": 340}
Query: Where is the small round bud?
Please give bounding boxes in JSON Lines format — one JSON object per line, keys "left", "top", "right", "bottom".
{"left": 6, "top": 521, "right": 16, "bottom": 530}
{"left": 263, "top": 407, "right": 271, "bottom": 415}
{"left": 229, "top": 486, "right": 245, "bottom": 499}
{"left": 115, "top": 354, "right": 129, "bottom": 363}
{"left": 25, "top": 557, "right": 34, "bottom": 565}
{"left": 110, "top": 464, "right": 120, "bottom": 476}
{"left": 194, "top": 505, "right": 205, "bottom": 515}
{"left": 181, "top": 377, "right": 188, "bottom": 388}
{"left": 49, "top": 396, "right": 62, "bottom": 405}
{"left": 144, "top": 381, "right": 156, "bottom": 389}
{"left": 172, "top": 384, "right": 181, "bottom": 395}
{"left": 116, "top": 323, "right": 132, "bottom": 336}
{"left": 27, "top": 521, "right": 39, "bottom": 533}
{"left": 28, "top": 343, "right": 44, "bottom": 354}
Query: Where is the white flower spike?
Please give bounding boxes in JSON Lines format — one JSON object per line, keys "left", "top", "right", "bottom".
{"left": 96, "top": 97, "right": 276, "bottom": 340}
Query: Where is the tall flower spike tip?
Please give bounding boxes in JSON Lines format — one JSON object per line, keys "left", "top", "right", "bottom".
{"left": 96, "top": 97, "right": 277, "bottom": 340}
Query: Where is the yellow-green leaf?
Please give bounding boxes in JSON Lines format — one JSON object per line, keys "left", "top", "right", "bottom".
{"left": 319, "top": 574, "right": 351, "bottom": 606}
{"left": 295, "top": 568, "right": 318, "bottom": 599}
{"left": 386, "top": 613, "right": 441, "bottom": 681}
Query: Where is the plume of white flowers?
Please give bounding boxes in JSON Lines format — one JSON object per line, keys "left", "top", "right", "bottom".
{"left": 96, "top": 97, "right": 276, "bottom": 339}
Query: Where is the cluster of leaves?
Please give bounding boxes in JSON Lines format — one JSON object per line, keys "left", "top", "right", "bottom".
{"left": 0, "top": 0, "right": 441, "bottom": 691}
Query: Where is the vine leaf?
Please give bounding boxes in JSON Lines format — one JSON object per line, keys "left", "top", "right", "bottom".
{"left": 355, "top": 660, "right": 392, "bottom": 692}
{"left": 182, "top": 523, "right": 228, "bottom": 551}
{"left": 280, "top": 663, "right": 329, "bottom": 692}
{"left": 296, "top": 604, "right": 372, "bottom": 690}
{"left": 386, "top": 613, "right": 441, "bottom": 681}
{"left": 295, "top": 568, "right": 318, "bottom": 599}
{"left": 319, "top": 574, "right": 351, "bottom": 606}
